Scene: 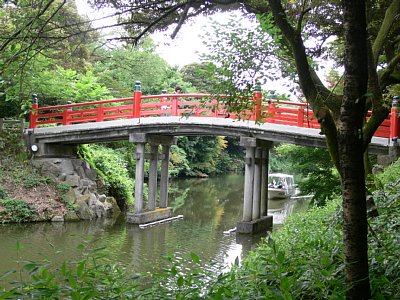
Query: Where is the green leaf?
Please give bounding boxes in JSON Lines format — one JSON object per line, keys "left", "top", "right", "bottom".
{"left": 277, "top": 251, "right": 285, "bottom": 264}
{"left": 177, "top": 276, "right": 184, "bottom": 287}
{"left": 170, "top": 266, "right": 177, "bottom": 276}
{"left": 77, "top": 260, "right": 85, "bottom": 277}
{"left": 190, "top": 252, "right": 200, "bottom": 264}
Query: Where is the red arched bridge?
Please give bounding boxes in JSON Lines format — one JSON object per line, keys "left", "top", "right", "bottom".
{"left": 26, "top": 82, "right": 399, "bottom": 233}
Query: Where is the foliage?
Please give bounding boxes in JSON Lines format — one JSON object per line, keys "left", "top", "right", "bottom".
{"left": 375, "top": 157, "right": 400, "bottom": 186}
{"left": 213, "top": 199, "right": 345, "bottom": 299}
{"left": 0, "top": 93, "right": 18, "bottom": 118}
{"left": 201, "top": 14, "right": 281, "bottom": 118}
{"left": 1, "top": 1, "right": 98, "bottom": 111}
{"left": 180, "top": 62, "right": 220, "bottom": 93}
{"left": 203, "top": 14, "right": 280, "bottom": 91}
{"left": 0, "top": 184, "right": 8, "bottom": 199}
{"left": 21, "top": 176, "right": 47, "bottom": 189}
{"left": 56, "top": 183, "right": 71, "bottom": 204}
{"left": 78, "top": 144, "right": 135, "bottom": 207}
{"left": 175, "top": 136, "right": 227, "bottom": 177}
{"left": 169, "top": 145, "right": 191, "bottom": 177}
{"left": 0, "top": 242, "right": 215, "bottom": 299}
{"left": 92, "top": 40, "right": 172, "bottom": 97}
{"left": 0, "top": 198, "right": 35, "bottom": 223}
{"left": 0, "top": 130, "right": 26, "bottom": 159}
{"left": 32, "top": 67, "right": 112, "bottom": 105}
{"left": 271, "top": 144, "right": 341, "bottom": 205}
{"left": 368, "top": 169, "right": 400, "bottom": 298}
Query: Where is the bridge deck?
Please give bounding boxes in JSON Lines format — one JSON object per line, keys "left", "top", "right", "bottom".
{"left": 29, "top": 117, "right": 390, "bottom": 154}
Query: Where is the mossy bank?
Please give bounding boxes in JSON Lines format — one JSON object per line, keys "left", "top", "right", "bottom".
{"left": 0, "top": 130, "right": 120, "bottom": 223}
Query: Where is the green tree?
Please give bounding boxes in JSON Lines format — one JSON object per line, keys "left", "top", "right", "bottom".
{"left": 180, "top": 62, "right": 220, "bottom": 93}
{"left": 0, "top": 0, "right": 98, "bottom": 111}
{"left": 176, "top": 136, "right": 227, "bottom": 177}
{"left": 92, "top": 39, "right": 171, "bottom": 97}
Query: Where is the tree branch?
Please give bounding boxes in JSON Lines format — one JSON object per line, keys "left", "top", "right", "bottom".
{"left": 297, "top": 7, "right": 311, "bottom": 33}
{"left": 372, "top": 0, "right": 400, "bottom": 65}
{"left": 171, "top": 2, "right": 191, "bottom": 39}
{"left": 378, "top": 51, "right": 400, "bottom": 88}
{"left": 133, "top": 2, "right": 186, "bottom": 44}
{"left": 0, "top": 0, "right": 57, "bottom": 52}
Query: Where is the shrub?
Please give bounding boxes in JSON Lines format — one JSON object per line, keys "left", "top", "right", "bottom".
{"left": 0, "top": 198, "right": 34, "bottom": 223}
{"left": 78, "top": 144, "right": 134, "bottom": 207}
{"left": 56, "top": 183, "right": 71, "bottom": 203}
{"left": 0, "top": 184, "right": 8, "bottom": 199}
{"left": 216, "top": 199, "right": 345, "bottom": 299}
{"left": 21, "top": 174, "right": 50, "bottom": 188}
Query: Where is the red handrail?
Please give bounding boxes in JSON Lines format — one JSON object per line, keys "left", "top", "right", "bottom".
{"left": 28, "top": 90, "right": 399, "bottom": 141}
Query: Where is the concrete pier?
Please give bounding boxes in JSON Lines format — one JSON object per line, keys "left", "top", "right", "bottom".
{"left": 127, "top": 133, "right": 176, "bottom": 224}
{"left": 237, "top": 137, "right": 273, "bottom": 234}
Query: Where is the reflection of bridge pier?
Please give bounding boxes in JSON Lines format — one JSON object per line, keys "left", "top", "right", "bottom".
{"left": 127, "top": 133, "right": 176, "bottom": 224}
{"left": 237, "top": 137, "right": 273, "bottom": 234}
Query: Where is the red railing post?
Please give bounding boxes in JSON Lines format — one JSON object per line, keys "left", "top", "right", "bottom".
{"left": 97, "top": 104, "right": 104, "bottom": 122}
{"left": 172, "top": 96, "right": 178, "bottom": 116}
{"left": 253, "top": 82, "right": 262, "bottom": 121}
{"left": 63, "top": 101, "right": 72, "bottom": 125}
{"left": 390, "top": 96, "right": 399, "bottom": 142}
{"left": 133, "top": 81, "right": 142, "bottom": 118}
{"left": 29, "top": 94, "right": 38, "bottom": 129}
{"left": 297, "top": 106, "right": 305, "bottom": 127}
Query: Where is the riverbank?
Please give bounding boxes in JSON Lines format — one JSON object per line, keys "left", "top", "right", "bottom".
{"left": 0, "top": 131, "right": 122, "bottom": 223}
{"left": 0, "top": 131, "right": 68, "bottom": 223}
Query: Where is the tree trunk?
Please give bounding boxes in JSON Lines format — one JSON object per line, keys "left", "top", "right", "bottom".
{"left": 340, "top": 1, "right": 371, "bottom": 298}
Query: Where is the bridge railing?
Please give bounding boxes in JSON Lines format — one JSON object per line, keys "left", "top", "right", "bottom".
{"left": 259, "top": 100, "right": 320, "bottom": 128}
{"left": 28, "top": 85, "right": 400, "bottom": 141}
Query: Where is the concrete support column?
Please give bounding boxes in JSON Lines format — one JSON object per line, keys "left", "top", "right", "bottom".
{"left": 134, "top": 142, "right": 146, "bottom": 213}
{"left": 260, "top": 148, "right": 269, "bottom": 216}
{"left": 240, "top": 137, "right": 256, "bottom": 222}
{"left": 159, "top": 144, "right": 171, "bottom": 208}
{"left": 252, "top": 147, "right": 262, "bottom": 220}
{"left": 128, "top": 134, "right": 176, "bottom": 224}
{"left": 148, "top": 144, "right": 159, "bottom": 211}
{"left": 237, "top": 138, "right": 273, "bottom": 234}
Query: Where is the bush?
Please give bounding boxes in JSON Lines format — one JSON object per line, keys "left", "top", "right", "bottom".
{"left": 0, "top": 130, "right": 26, "bottom": 158}
{"left": 78, "top": 144, "right": 135, "bottom": 207}
{"left": 21, "top": 174, "right": 50, "bottom": 188}
{"left": 0, "top": 184, "right": 8, "bottom": 199}
{"left": 0, "top": 198, "right": 34, "bottom": 223}
{"left": 212, "top": 199, "right": 345, "bottom": 299}
{"left": 368, "top": 171, "right": 400, "bottom": 298}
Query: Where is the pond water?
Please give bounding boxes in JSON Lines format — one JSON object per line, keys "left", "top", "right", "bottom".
{"left": 0, "top": 174, "right": 309, "bottom": 287}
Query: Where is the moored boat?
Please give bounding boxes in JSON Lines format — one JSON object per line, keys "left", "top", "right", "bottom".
{"left": 268, "top": 173, "right": 297, "bottom": 200}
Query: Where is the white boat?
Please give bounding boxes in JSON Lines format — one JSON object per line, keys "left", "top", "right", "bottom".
{"left": 268, "top": 173, "right": 297, "bottom": 200}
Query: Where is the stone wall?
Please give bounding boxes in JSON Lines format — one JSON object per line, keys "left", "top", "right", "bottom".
{"left": 32, "top": 158, "right": 121, "bottom": 221}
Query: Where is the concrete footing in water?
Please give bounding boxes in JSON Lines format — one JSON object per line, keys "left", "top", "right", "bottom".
{"left": 236, "top": 215, "right": 273, "bottom": 234}
{"left": 127, "top": 207, "right": 173, "bottom": 224}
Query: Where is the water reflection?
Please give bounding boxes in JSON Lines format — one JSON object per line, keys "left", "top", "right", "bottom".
{"left": 0, "top": 174, "right": 309, "bottom": 287}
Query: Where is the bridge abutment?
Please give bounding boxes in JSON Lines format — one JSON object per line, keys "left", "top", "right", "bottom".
{"left": 127, "top": 133, "right": 176, "bottom": 224}
{"left": 237, "top": 137, "right": 273, "bottom": 234}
